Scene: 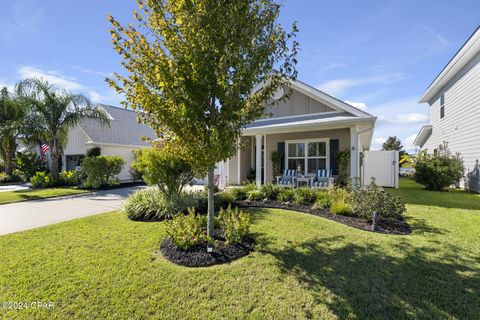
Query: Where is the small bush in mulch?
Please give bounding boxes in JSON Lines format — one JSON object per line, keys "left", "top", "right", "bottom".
{"left": 160, "top": 231, "right": 255, "bottom": 267}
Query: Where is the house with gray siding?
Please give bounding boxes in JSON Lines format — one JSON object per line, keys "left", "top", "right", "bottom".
{"left": 217, "top": 78, "right": 377, "bottom": 187}
{"left": 414, "top": 26, "right": 480, "bottom": 190}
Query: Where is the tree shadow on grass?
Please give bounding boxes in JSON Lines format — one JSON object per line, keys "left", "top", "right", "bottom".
{"left": 260, "top": 236, "right": 480, "bottom": 319}
{"left": 407, "top": 217, "right": 448, "bottom": 235}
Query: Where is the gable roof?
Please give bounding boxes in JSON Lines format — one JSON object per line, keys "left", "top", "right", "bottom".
{"left": 252, "top": 77, "right": 374, "bottom": 118}
{"left": 420, "top": 26, "right": 480, "bottom": 103}
{"left": 78, "top": 104, "right": 156, "bottom": 147}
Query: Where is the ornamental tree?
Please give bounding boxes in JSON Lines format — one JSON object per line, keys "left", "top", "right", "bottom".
{"left": 107, "top": 0, "right": 298, "bottom": 236}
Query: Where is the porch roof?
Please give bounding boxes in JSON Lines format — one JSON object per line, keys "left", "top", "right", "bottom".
{"left": 243, "top": 111, "right": 375, "bottom": 135}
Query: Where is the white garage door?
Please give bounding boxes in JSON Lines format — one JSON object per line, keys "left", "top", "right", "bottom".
{"left": 362, "top": 151, "right": 399, "bottom": 188}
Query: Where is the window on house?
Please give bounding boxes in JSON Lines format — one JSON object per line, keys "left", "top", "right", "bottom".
{"left": 440, "top": 93, "right": 445, "bottom": 119}
{"left": 287, "top": 140, "right": 328, "bottom": 175}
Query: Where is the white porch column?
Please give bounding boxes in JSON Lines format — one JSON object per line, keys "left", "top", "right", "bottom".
{"left": 237, "top": 138, "right": 241, "bottom": 185}
{"left": 263, "top": 134, "right": 267, "bottom": 184}
{"left": 62, "top": 155, "right": 67, "bottom": 172}
{"left": 350, "top": 126, "right": 359, "bottom": 182}
{"left": 250, "top": 136, "right": 254, "bottom": 169}
{"left": 255, "top": 134, "right": 262, "bottom": 187}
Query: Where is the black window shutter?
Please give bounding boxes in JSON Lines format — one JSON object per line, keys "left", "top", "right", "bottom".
{"left": 330, "top": 139, "right": 339, "bottom": 175}
{"left": 277, "top": 142, "right": 285, "bottom": 173}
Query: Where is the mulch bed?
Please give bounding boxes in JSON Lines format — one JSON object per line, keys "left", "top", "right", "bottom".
{"left": 236, "top": 200, "right": 412, "bottom": 235}
{"left": 160, "top": 231, "right": 255, "bottom": 267}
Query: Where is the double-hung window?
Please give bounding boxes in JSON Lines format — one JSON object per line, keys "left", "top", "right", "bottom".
{"left": 287, "top": 140, "right": 328, "bottom": 175}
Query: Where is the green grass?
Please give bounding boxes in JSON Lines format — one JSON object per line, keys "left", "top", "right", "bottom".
{"left": 0, "top": 188, "right": 87, "bottom": 205}
{"left": 0, "top": 179, "right": 479, "bottom": 319}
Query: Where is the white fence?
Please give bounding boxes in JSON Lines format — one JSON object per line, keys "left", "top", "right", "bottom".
{"left": 361, "top": 151, "right": 399, "bottom": 188}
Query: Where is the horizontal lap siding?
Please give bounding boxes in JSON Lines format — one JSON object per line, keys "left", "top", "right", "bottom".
{"left": 425, "top": 54, "right": 480, "bottom": 178}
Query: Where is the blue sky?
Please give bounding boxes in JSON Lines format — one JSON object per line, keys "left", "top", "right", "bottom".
{"left": 0, "top": 0, "right": 479, "bottom": 152}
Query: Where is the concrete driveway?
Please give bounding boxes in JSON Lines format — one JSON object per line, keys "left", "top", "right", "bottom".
{"left": 0, "top": 186, "right": 143, "bottom": 236}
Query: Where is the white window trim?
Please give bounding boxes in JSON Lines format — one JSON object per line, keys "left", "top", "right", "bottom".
{"left": 285, "top": 138, "right": 330, "bottom": 175}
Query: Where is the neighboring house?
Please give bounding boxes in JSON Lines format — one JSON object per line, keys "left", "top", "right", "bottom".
{"left": 414, "top": 26, "right": 480, "bottom": 190}
{"left": 218, "top": 78, "right": 377, "bottom": 187}
{"left": 41, "top": 104, "right": 156, "bottom": 181}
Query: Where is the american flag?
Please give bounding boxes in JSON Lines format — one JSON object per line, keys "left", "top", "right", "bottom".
{"left": 40, "top": 143, "right": 50, "bottom": 155}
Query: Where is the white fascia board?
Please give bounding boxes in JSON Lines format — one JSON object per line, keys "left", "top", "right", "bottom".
{"left": 243, "top": 116, "right": 376, "bottom": 136}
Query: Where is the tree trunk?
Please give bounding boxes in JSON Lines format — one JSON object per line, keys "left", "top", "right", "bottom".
{"left": 3, "top": 136, "right": 16, "bottom": 176}
{"left": 207, "top": 167, "right": 215, "bottom": 237}
{"left": 50, "top": 141, "right": 60, "bottom": 181}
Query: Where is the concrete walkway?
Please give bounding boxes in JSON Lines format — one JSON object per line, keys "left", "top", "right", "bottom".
{"left": 0, "top": 186, "right": 143, "bottom": 236}
{"left": 0, "top": 184, "right": 30, "bottom": 193}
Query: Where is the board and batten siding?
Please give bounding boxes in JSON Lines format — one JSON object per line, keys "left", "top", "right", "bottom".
{"left": 63, "top": 125, "right": 89, "bottom": 155}
{"left": 262, "top": 88, "right": 336, "bottom": 119}
{"left": 424, "top": 52, "right": 480, "bottom": 178}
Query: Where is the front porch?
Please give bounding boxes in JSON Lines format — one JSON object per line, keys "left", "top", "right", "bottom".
{"left": 219, "top": 122, "right": 374, "bottom": 188}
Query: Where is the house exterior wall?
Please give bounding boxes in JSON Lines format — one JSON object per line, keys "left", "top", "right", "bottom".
{"left": 262, "top": 87, "right": 335, "bottom": 119}
{"left": 63, "top": 125, "right": 89, "bottom": 155}
{"left": 95, "top": 144, "right": 141, "bottom": 181}
{"left": 226, "top": 128, "right": 351, "bottom": 186}
{"left": 423, "top": 52, "right": 480, "bottom": 178}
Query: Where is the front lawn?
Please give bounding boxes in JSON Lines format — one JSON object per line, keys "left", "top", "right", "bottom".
{"left": 0, "top": 188, "right": 87, "bottom": 205}
{"left": 0, "top": 179, "right": 479, "bottom": 319}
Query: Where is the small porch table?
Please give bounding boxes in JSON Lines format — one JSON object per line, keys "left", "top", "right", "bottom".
{"left": 296, "top": 176, "right": 314, "bottom": 188}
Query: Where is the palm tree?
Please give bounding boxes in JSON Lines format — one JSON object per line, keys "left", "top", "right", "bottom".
{"left": 18, "top": 78, "right": 110, "bottom": 180}
{"left": 0, "top": 87, "right": 25, "bottom": 176}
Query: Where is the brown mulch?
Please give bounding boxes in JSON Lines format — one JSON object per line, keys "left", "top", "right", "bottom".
{"left": 160, "top": 231, "right": 255, "bottom": 267}
{"left": 235, "top": 200, "right": 412, "bottom": 235}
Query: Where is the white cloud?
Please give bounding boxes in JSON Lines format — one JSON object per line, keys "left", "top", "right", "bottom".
{"left": 0, "top": 80, "right": 15, "bottom": 92}
{"left": 0, "top": 0, "right": 45, "bottom": 42}
{"left": 70, "top": 65, "right": 112, "bottom": 78}
{"left": 17, "top": 66, "right": 120, "bottom": 104}
{"left": 379, "top": 113, "right": 428, "bottom": 124}
{"left": 316, "top": 73, "right": 406, "bottom": 96}
{"left": 345, "top": 101, "right": 368, "bottom": 111}
{"left": 422, "top": 25, "right": 449, "bottom": 46}
{"left": 368, "top": 97, "right": 429, "bottom": 153}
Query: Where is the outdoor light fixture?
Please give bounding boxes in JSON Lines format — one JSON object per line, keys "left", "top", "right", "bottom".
{"left": 207, "top": 246, "right": 213, "bottom": 253}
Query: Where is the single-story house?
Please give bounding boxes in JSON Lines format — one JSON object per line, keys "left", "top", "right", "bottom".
{"left": 414, "top": 26, "right": 480, "bottom": 191}
{"left": 217, "top": 78, "right": 377, "bottom": 187}
{"left": 41, "top": 104, "right": 156, "bottom": 181}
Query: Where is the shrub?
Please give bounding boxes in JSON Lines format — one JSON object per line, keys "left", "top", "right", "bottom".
{"left": 335, "top": 149, "right": 351, "bottom": 187}
{"left": 270, "top": 150, "right": 282, "bottom": 181}
{"left": 165, "top": 209, "right": 209, "bottom": 250}
{"left": 293, "top": 187, "right": 317, "bottom": 205}
{"left": 312, "top": 191, "right": 331, "bottom": 210}
{"left": 414, "top": 144, "right": 464, "bottom": 191}
{"left": 203, "top": 184, "right": 219, "bottom": 193}
{"left": 132, "top": 147, "right": 197, "bottom": 198}
{"left": 59, "top": 170, "right": 79, "bottom": 186}
{"left": 190, "top": 190, "right": 234, "bottom": 214}
{"left": 351, "top": 179, "right": 406, "bottom": 221}
{"left": 247, "top": 189, "right": 262, "bottom": 201}
{"left": 123, "top": 188, "right": 198, "bottom": 221}
{"left": 331, "top": 201, "right": 353, "bottom": 215}
{"left": 229, "top": 187, "right": 248, "bottom": 201}
{"left": 245, "top": 168, "right": 256, "bottom": 183}
{"left": 86, "top": 146, "right": 102, "bottom": 157}
{"left": 277, "top": 188, "right": 294, "bottom": 202}
{"left": 260, "top": 183, "right": 280, "bottom": 200}
{"left": 81, "top": 156, "right": 125, "bottom": 189}
{"left": 217, "top": 206, "right": 250, "bottom": 244}
{"left": 30, "top": 172, "right": 54, "bottom": 188}
{"left": 0, "top": 172, "right": 8, "bottom": 183}
{"left": 215, "top": 191, "right": 235, "bottom": 210}
{"left": 328, "top": 187, "right": 351, "bottom": 205}
{"left": 13, "top": 152, "right": 43, "bottom": 179}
